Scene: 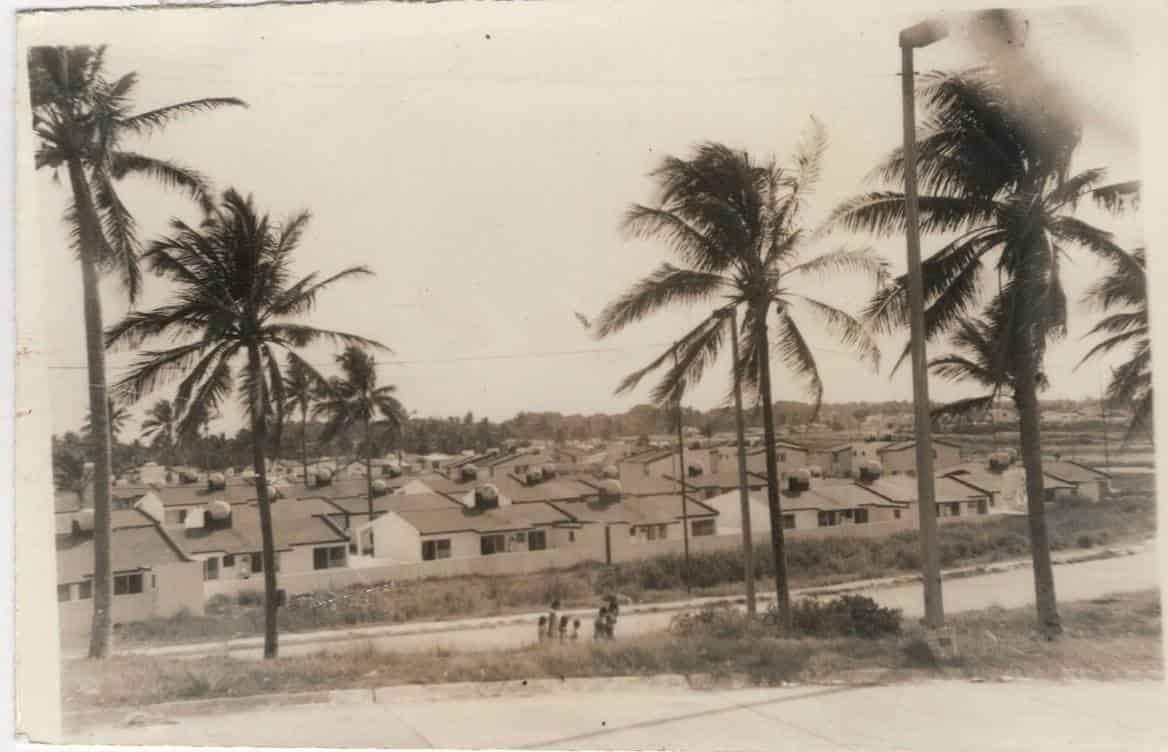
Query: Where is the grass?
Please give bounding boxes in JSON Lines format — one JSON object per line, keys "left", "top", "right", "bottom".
{"left": 63, "top": 590, "right": 1162, "bottom": 712}
{"left": 114, "top": 495, "right": 1156, "bottom": 647}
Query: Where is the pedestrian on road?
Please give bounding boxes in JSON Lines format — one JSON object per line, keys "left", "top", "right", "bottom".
{"left": 538, "top": 615, "right": 548, "bottom": 642}
{"left": 558, "top": 615, "right": 569, "bottom": 641}
{"left": 593, "top": 605, "right": 608, "bottom": 641}
{"left": 571, "top": 618, "right": 581, "bottom": 641}
{"left": 548, "top": 599, "right": 561, "bottom": 639}
{"left": 604, "top": 608, "right": 618, "bottom": 640}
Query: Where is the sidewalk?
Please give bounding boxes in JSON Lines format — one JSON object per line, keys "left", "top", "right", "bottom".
{"left": 64, "top": 677, "right": 1168, "bottom": 750}
{"left": 102, "top": 540, "right": 1151, "bottom": 661}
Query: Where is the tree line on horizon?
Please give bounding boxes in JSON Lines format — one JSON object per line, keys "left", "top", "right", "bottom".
{"left": 32, "top": 19, "right": 1147, "bottom": 662}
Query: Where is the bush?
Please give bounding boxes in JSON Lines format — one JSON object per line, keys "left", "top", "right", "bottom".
{"left": 237, "top": 590, "right": 264, "bottom": 607}
{"left": 782, "top": 595, "right": 902, "bottom": 639}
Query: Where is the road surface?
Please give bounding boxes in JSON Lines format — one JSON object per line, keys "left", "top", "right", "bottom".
{"left": 122, "top": 548, "right": 1160, "bottom": 661}
{"left": 66, "top": 678, "right": 1168, "bottom": 750}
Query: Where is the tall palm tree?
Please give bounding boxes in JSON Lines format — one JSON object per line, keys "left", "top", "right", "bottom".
{"left": 29, "top": 45, "right": 244, "bottom": 658}
{"left": 283, "top": 352, "right": 325, "bottom": 487}
{"left": 829, "top": 68, "right": 1138, "bottom": 637}
{"left": 596, "top": 126, "right": 884, "bottom": 628}
{"left": 106, "top": 189, "right": 383, "bottom": 659}
{"left": 139, "top": 399, "right": 179, "bottom": 463}
{"left": 1078, "top": 246, "right": 1150, "bottom": 441}
{"left": 928, "top": 301, "right": 1049, "bottom": 423}
{"left": 315, "top": 346, "right": 404, "bottom": 532}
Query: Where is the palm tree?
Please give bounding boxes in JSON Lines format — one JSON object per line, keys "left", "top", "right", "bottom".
{"left": 29, "top": 45, "right": 244, "bottom": 658}
{"left": 829, "top": 68, "right": 1138, "bottom": 637}
{"left": 139, "top": 399, "right": 179, "bottom": 463}
{"left": 106, "top": 189, "right": 383, "bottom": 659}
{"left": 1078, "top": 246, "right": 1150, "bottom": 441}
{"left": 283, "top": 353, "right": 325, "bottom": 487}
{"left": 928, "top": 301, "right": 1050, "bottom": 425}
{"left": 316, "top": 346, "right": 404, "bottom": 533}
{"left": 596, "top": 126, "right": 884, "bottom": 628}
{"left": 84, "top": 397, "right": 130, "bottom": 445}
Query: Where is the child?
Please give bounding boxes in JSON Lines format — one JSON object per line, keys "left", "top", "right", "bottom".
{"left": 548, "top": 599, "right": 561, "bottom": 639}
{"left": 559, "top": 614, "right": 570, "bottom": 642}
{"left": 593, "top": 605, "right": 608, "bottom": 641}
{"left": 571, "top": 618, "right": 581, "bottom": 641}
{"left": 537, "top": 615, "right": 548, "bottom": 643}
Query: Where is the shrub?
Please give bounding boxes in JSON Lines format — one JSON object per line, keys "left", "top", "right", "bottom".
{"left": 781, "top": 595, "right": 902, "bottom": 639}
{"left": 237, "top": 590, "right": 264, "bottom": 607}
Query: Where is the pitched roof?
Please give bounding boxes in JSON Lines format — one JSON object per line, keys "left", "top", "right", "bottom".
{"left": 620, "top": 447, "right": 676, "bottom": 465}
{"left": 392, "top": 498, "right": 572, "bottom": 536}
{"left": 782, "top": 481, "right": 904, "bottom": 512}
{"left": 326, "top": 491, "right": 463, "bottom": 517}
{"left": 858, "top": 475, "right": 987, "bottom": 504}
{"left": 683, "top": 470, "right": 768, "bottom": 492}
{"left": 1043, "top": 461, "right": 1110, "bottom": 484}
{"left": 550, "top": 494, "right": 716, "bottom": 526}
{"left": 581, "top": 474, "right": 685, "bottom": 497}
{"left": 167, "top": 500, "right": 348, "bottom": 556}
{"left": 878, "top": 438, "right": 963, "bottom": 453}
{"left": 57, "top": 522, "right": 188, "bottom": 584}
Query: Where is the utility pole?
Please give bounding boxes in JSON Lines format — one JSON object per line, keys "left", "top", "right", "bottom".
{"left": 726, "top": 307, "right": 757, "bottom": 616}
{"left": 674, "top": 349, "right": 692, "bottom": 594}
{"left": 900, "top": 19, "right": 948, "bottom": 629}
{"left": 1101, "top": 381, "right": 1110, "bottom": 472}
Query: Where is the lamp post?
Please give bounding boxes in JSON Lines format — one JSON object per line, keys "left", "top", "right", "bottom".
{"left": 900, "top": 18, "right": 947, "bottom": 629}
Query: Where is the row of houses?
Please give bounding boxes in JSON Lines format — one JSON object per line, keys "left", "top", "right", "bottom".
{"left": 55, "top": 442, "right": 1111, "bottom": 634}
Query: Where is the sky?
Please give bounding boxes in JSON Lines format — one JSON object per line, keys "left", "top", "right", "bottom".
{"left": 15, "top": 0, "right": 1148, "bottom": 438}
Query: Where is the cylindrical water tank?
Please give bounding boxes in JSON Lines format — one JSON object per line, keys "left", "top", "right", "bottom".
{"left": 808, "top": 465, "right": 823, "bottom": 478}
{"left": 598, "top": 479, "right": 623, "bottom": 498}
{"left": 75, "top": 508, "right": 95, "bottom": 532}
{"left": 315, "top": 468, "right": 333, "bottom": 484}
{"left": 208, "top": 500, "right": 232, "bottom": 520}
{"left": 792, "top": 468, "right": 812, "bottom": 485}
{"left": 601, "top": 464, "right": 619, "bottom": 479}
{"left": 371, "top": 479, "right": 388, "bottom": 495}
{"left": 542, "top": 463, "right": 558, "bottom": 479}
{"left": 208, "top": 472, "right": 226, "bottom": 488}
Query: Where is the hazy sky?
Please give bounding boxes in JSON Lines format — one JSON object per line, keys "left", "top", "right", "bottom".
{"left": 17, "top": 0, "right": 1146, "bottom": 438}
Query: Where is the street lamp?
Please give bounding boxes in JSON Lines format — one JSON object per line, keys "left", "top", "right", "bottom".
{"left": 900, "top": 18, "right": 948, "bottom": 630}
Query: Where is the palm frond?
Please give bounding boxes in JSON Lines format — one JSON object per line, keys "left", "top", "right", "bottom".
{"left": 594, "top": 264, "right": 727, "bottom": 338}
{"left": 772, "top": 308, "right": 824, "bottom": 419}
{"left": 118, "top": 97, "right": 247, "bottom": 135}
{"left": 792, "top": 295, "right": 880, "bottom": 370}
{"left": 109, "top": 152, "right": 215, "bottom": 213}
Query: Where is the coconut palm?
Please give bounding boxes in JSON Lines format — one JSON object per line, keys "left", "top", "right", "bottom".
{"left": 829, "top": 68, "right": 1138, "bottom": 637}
{"left": 83, "top": 397, "right": 130, "bottom": 444}
{"left": 29, "top": 45, "right": 244, "bottom": 658}
{"left": 315, "top": 346, "right": 404, "bottom": 530}
{"left": 106, "top": 189, "right": 383, "bottom": 659}
{"left": 596, "top": 126, "right": 884, "bottom": 628}
{"left": 1078, "top": 246, "right": 1150, "bottom": 441}
{"left": 139, "top": 398, "right": 179, "bottom": 462}
{"left": 928, "top": 300, "right": 1050, "bottom": 426}
{"left": 282, "top": 353, "right": 327, "bottom": 487}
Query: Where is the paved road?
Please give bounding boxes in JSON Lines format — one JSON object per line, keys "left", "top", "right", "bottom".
{"left": 132, "top": 549, "right": 1159, "bottom": 661}
{"left": 67, "top": 679, "right": 1168, "bottom": 750}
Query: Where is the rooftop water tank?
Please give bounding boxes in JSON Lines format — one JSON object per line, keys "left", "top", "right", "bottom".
{"left": 208, "top": 472, "right": 226, "bottom": 490}
{"left": 207, "top": 500, "right": 231, "bottom": 521}
{"left": 598, "top": 478, "right": 623, "bottom": 501}
{"left": 371, "top": 479, "right": 388, "bottom": 495}
{"left": 75, "top": 508, "right": 95, "bottom": 533}
{"left": 315, "top": 468, "right": 333, "bottom": 486}
{"left": 601, "top": 464, "right": 619, "bottom": 479}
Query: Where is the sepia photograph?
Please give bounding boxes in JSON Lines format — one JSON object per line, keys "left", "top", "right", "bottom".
{"left": 9, "top": 0, "right": 1164, "bottom": 749}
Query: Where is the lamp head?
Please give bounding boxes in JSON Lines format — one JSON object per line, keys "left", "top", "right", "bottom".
{"left": 900, "top": 19, "right": 948, "bottom": 48}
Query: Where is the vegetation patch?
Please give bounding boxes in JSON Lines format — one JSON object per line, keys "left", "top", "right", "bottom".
{"left": 65, "top": 590, "right": 1161, "bottom": 712}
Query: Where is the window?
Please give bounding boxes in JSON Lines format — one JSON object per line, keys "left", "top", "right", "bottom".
{"left": 223, "top": 554, "right": 236, "bottom": 568}
{"left": 313, "top": 545, "right": 347, "bottom": 570}
{"left": 528, "top": 530, "right": 548, "bottom": 551}
{"left": 951, "top": 503, "right": 962, "bottom": 517}
{"left": 178, "top": 509, "right": 188, "bottom": 523}
{"left": 78, "top": 580, "right": 92, "bottom": 600}
{"left": 203, "top": 558, "right": 220, "bottom": 581}
{"left": 114, "top": 573, "right": 143, "bottom": 595}
{"left": 57, "top": 584, "right": 71, "bottom": 603}
{"left": 422, "top": 538, "right": 452, "bottom": 561}
{"left": 778, "top": 452, "right": 787, "bottom": 462}
{"left": 112, "top": 498, "right": 130, "bottom": 511}
{"left": 894, "top": 509, "right": 902, "bottom": 520}
{"left": 629, "top": 526, "right": 637, "bottom": 536}
{"left": 854, "top": 509, "right": 869, "bottom": 524}
{"left": 692, "top": 519, "right": 715, "bottom": 537}
{"left": 817, "top": 511, "right": 838, "bottom": 527}
{"left": 977, "top": 499, "right": 989, "bottom": 515}
{"left": 250, "top": 553, "right": 263, "bottom": 573}
{"left": 782, "top": 514, "right": 796, "bottom": 530}
{"left": 568, "top": 531, "right": 576, "bottom": 543}
{"left": 481, "top": 534, "right": 505, "bottom": 556}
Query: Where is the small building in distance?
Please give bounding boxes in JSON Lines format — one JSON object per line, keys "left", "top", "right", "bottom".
{"left": 876, "top": 439, "right": 962, "bottom": 475}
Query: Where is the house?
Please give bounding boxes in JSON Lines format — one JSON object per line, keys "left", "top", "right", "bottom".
{"left": 550, "top": 489, "right": 719, "bottom": 555}
{"left": 701, "top": 478, "right": 904, "bottom": 534}
{"left": 581, "top": 473, "right": 685, "bottom": 498}
{"left": 359, "top": 489, "right": 576, "bottom": 562}
{"left": 744, "top": 440, "right": 810, "bottom": 476}
{"left": 56, "top": 508, "right": 205, "bottom": 635}
{"left": 618, "top": 447, "right": 686, "bottom": 483}
{"left": 555, "top": 444, "right": 608, "bottom": 466}
{"left": 1042, "top": 461, "right": 1111, "bottom": 502}
{"left": 681, "top": 469, "right": 768, "bottom": 500}
{"left": 806, "top": 444, "right": 855, "bottom": 477}
{"left": 858, "top": 473, "right": 992, "bottom": 519}
{"left": 876, "top": 439, "right": 962, "bottom": 475}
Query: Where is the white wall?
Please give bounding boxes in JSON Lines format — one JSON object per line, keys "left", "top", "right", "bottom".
{"left": 368, "top": 512, "right": 421, "bottom": 561}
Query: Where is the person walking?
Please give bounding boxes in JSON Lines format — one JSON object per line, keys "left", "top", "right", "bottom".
{"left": 593, "top": 605, "right": 608, "bottom": 641}
{"left": 537, "top": 615, "right": 548, "bottom": 643}
{"left": 548, "top": 599, "right": 561, "bottom": 640}
{"left": 571, "top": 618, "right": 581, "bottom": 641}
{"left": 558, "top": 615, "right": 570, "bottom": 642}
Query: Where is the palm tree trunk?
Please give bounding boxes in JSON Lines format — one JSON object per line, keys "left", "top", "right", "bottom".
{"left": 755, "top": 317, "right": 792, "bottom": 629}
{"left": 1013, "top": 338, "right": 1062, "bottom": 638}
{"left": 301, "top": 405, "right": 310, "bottom": 488}
{"left": 727, "top": 309, "right": 757, "bottom": 616}
{"left": 67, "top": 158, "right": 114, "bottom": 660}
{"left": 246, "top": 342, "right": 280, "bottom": 659}
{"left": 364, "top": 416, "right": 374, "bottom": 532}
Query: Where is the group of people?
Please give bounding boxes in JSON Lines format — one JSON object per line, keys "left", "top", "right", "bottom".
{"left": 538, "top": 600, "right": 581, "bottom": 643}
{"left": 536, "top": 596, "right": 621, "bottom": 644}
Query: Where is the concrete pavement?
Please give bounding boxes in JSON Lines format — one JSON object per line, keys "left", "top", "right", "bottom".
{"left": 65, "top": 678, "right": 1168, "bottom": 750}
{"left": 107, "top": 545, "right": 1159, "bottom": 661}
